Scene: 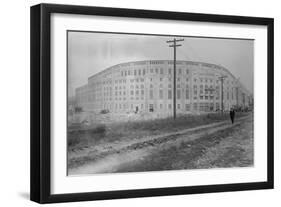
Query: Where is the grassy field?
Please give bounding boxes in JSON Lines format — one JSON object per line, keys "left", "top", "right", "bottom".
{"left": 68, "top": 112, "right": 249, "bottom": 151}
{"left": 111, "top": 115, "right": 253, "bottom": 172}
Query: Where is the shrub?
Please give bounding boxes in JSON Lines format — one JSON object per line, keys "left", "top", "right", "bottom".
{"left": 89, "top": 124, "right": 106, "bottom": 135}
{"left": 100, "top": 109, "right": 109, "bottom": 114}
{"left": 68, "top": 136, "right": 80, "bottom": 147}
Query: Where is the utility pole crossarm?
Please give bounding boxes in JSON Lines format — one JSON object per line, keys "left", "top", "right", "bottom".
{"left": 166, "top": 39, "right": 184, "bottom": 43}
{"left": 169, "top": 44, "right": 182, "bottom": 47}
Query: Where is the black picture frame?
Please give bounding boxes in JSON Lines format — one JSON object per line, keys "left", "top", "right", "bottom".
{"left": 30, "top": 3, "right": 274, "bottom": 204}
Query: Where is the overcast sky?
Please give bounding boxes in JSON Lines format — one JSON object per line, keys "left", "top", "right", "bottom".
{"left": 68, "top": 31, "right": 253, "bottom": 96}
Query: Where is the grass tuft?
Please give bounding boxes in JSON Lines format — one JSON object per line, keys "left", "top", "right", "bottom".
{"left": 68, "top": 112, "right": 248, "bottom": 150}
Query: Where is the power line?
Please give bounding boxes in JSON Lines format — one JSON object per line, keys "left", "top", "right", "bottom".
{"left": 180, "top": 41, "right": 201, "bottom": 61}
{"left": 177, "top": 47, "right": 191, "bottom": 61}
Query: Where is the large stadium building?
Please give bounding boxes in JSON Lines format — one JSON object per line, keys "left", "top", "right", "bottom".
{"left": 75, "top": 60, "right": 252, "bottom": 116}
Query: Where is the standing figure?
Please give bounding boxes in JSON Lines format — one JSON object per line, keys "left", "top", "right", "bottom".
{"left": 230, "top": 108, "right": 235, "bottom": 124}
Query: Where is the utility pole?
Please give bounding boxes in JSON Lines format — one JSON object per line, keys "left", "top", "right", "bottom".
{"left": 235, "top": 86, "right": 239, "bottom": 107}
{"left": 218, "top": 75, "right": 227, "bottom": 113}
{"left": 166, "top": 38, "right": 184, "bottom": 119}
{"left": 233, "top": 78, "right": 240, "bottom": 109}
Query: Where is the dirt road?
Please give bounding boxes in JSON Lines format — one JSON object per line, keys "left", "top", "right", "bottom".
{"left": 68, "top": 114, "right": 253, "bottom": 175}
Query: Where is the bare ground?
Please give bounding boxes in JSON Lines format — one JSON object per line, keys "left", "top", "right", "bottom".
{"left": 68, "top": 114, "right": 253, "bottom": 175}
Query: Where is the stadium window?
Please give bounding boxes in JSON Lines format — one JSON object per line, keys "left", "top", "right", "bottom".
{"left": 143, "top": 69, "right": 145, "bottom": 75}
{"left": 185, "top": 104, "right": 190, "bottom": 111}
{"left": 149, "top": 104, "right": 154, "bottom": 112}
{"left": 169, "top": 68, "right": 172, "bottom": 74}
{"left": 160, "top": 68, "right": 164, "bottom": 74}
{"left": 199, "top": 103, "right": 204, "bottom": 111}
{"left": 159, "top": 90, "right": 163, "bottom": 99}
{"left": 168, "top": 104, "right": 172, "bottom": 109}
{"left": 168, "top": 90, "right": 172, "bottom": 99}
{"left": 177, "top": 90, "right": 181, "bottom": 99}
{"left": 200, "top": 85, "right": 203, "bottom": 93}
{"left": 193, "top": 103, "right": 198, "bottom": 110}
{"left": 155, "top": 68, "right": 158, "bottom": 73}
{"left": 149, "top": 90, "right": 153, "bottom": 99}
{"left": 186, "top": 89, "right": 189, "bottom": 99}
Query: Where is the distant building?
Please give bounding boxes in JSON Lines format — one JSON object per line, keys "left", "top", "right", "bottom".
{"left": 75, "top": 60, "right": 252, "bottom": 115}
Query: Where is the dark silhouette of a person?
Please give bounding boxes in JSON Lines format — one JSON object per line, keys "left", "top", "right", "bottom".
{"left": 230, "top": 108, "right": 235, "bottom": 124}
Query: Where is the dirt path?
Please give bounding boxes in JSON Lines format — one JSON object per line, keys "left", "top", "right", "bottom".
{"left": 68, "top": 115, "right": 252, "bottom": 175}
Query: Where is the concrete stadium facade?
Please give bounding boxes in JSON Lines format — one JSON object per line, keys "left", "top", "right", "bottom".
{"left": 75, "top": 60, "right": 252, "bottom": 116}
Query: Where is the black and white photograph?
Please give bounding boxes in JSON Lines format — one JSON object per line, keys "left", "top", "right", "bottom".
{"left": 28, "top": 3, "right": 274, "bottom": 204}
{"left": 67, "top": 31, "right": 254, "bottom": 175}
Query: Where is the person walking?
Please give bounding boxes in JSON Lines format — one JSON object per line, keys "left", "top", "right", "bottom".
{"left": 230, "top": 108, "right": 235, "bottom": 124}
